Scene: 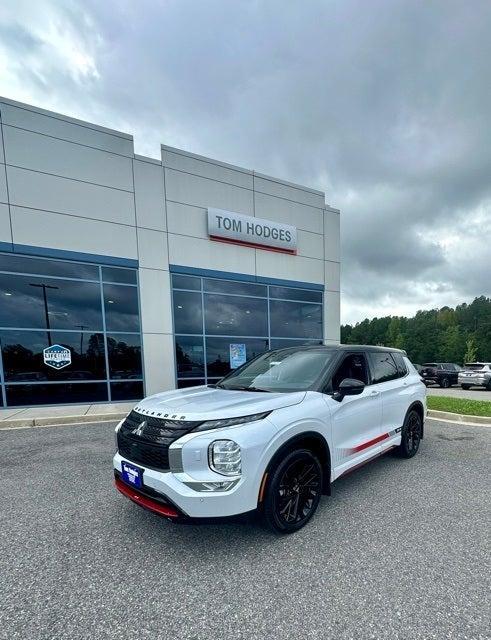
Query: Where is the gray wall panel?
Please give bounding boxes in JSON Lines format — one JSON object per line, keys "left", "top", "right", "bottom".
{"left": 7, "top": 165, "right": 135, "bottom": 225}
{"left": 3, "top": 125, "right": 134, "bottom": 191}
{"left": 0, "top": 102, "right": 134, "bottom": 156}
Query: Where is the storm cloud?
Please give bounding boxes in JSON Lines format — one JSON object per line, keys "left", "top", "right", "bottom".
{"left": 0, "top": 0, "right": 490, "bottom": 323}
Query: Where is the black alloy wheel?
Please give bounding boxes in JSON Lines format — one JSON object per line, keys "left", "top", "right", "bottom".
{"left": 440, "top": 377, "right": 450, "bottom": 388}
{"left": 262, "top": 449, "right": 323, "bottom": 534}
{"left": 398, "top": 410, "right": 422, "bottom": 458}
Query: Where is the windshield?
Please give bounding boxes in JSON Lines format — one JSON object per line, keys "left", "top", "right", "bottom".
{"left": 217, "top": 348, "right": 334, "bottom": 392}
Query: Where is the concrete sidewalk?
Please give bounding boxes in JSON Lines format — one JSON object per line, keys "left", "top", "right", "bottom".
{"left": 0, "top": 402, "right": 135, "bottom": 429}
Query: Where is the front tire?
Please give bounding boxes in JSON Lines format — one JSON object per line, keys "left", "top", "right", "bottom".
{"left": 261, "top": 449, "right": 323, "bottom": 534}
{"left": 397, "top": 410, "right": 422, "bottom": 458}
{"left": 440, "top": 377, "right": 450, "bottom": 388}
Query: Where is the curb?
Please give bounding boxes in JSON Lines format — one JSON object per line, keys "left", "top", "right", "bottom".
{"left": 0, "top": 412, "right": 127, "bottom": 430}
{"left": 427, "top": 409, "right": 491, "bottom": 426}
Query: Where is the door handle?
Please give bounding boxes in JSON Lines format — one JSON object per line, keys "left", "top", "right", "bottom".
{"left": 370, "top": 390, "right": 380, "bottom": 397}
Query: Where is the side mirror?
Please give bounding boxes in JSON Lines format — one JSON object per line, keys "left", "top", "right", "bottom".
{"left": 333, "top": 378, "right": 365, "bottom": 402}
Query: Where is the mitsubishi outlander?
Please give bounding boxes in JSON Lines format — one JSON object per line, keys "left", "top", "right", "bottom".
{"left": 114, "top": 345, "right": 426, "bottom": 533}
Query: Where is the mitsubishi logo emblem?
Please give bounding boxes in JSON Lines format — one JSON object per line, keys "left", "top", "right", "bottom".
{"left": 133, "top": 421, "right": 147, "bottom": 436}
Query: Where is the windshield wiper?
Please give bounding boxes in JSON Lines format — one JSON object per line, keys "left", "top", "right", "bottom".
{"left": 224, "top": 385, "right": 271, "bottom": 392}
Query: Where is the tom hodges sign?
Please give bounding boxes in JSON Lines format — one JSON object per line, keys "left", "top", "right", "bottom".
{"left": 207, "top": 208, "right": 297, "bottom": 254}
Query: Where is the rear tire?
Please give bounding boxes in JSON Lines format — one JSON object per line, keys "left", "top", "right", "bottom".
{"left": 261, "top": 449, "right": 323, "bottom": 534}
{"left": 461, "top": 385, "right": 471, "bottom": 390}
{"left": 397, "top": 410, "right": 422, "bottom": 458}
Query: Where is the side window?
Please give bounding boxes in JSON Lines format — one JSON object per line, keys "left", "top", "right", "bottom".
{"left": 331, "top": 354, "right": 369, "bottom": 391}
{"left": 392, "top": 352, "right": 407, "bottom": 377}
{"left": 368, "top": 352, "right": 399, "bottom": 384}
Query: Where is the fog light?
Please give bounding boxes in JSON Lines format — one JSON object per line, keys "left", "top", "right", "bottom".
{"left": 209, "top": 440, "right": 241, "bottom": 476}
{"left": 182, "top": 479, "right": 239, "bottom": 492}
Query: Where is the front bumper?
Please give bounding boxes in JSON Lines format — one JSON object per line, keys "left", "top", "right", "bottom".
{"left": 112, "top": 417, "right": 276, "bottom": 518}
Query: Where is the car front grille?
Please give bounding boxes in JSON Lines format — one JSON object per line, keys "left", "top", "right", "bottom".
{"left": 117, "top": 410, "right": 202, "bottom": 471}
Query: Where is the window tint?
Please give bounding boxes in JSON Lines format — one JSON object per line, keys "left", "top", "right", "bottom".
{"left": 5, "top": 382, "right": 108, "bottom": 406}
{"left": 206, "top": 337, "right": 269, "bottom": 378}
{"left": 173, "top": 291, "right": 203, "bottom": 334}
{"left": 0, "top": 330, "right": 106, "bottom": 381}
{"left": 0, "top": 274, "right": 103, "bottom": 330}
{"left": 368, "top": 352, "right": 400, "bottom": 383}
{"left": 269, "top": 286, "right": 322, "bottom": 303}
{"left": 0, "top": 253, "right": 99, "bottom": 280}
{"left": 110, "top": 381, "right": 144, "bottom": 400}
{"left": 204, "top": 294, "right": 268, "bottom": 336}
{"left": 270, "top": 300, "right": 322, "bottom": 339}
{"left": 102, "top": 266, "right": 137, "bottom": 285}
{"left": 392, "top": 352, "right": 407, "bottom": 376}
{"left": 331, "top": 354, "right": 369, "bottom": 391}
{"left": 172, "top": 274, "right": 201, "bottom": 291}
{"left": 106, "top": 334, "right": 142, "bottom": 380}
{"left": 204, "top": 279, "right": 266, "bottom": 297}
{"left": 103, "top": 285, "right": 140, "bottom": 332}
{"left": 175, "top": 336, "right": 205, "bottom": 378}
{"left": 177, "top": 379, "right": 205, "bottom": 389}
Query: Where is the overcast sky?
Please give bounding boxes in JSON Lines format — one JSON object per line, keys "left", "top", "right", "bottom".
{"left": 0, "top": 0, "right": 489, "bottom": 324}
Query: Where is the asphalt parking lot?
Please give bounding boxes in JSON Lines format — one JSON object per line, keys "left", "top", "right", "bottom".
{"left": 1, "top": 420, "right": 489, "bottom": 640}
{"left": 426, "top": 386, "right": 491, "bottom": 400}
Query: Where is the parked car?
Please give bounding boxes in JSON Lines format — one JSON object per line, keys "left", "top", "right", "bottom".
{"left": 420, "top": 362, "right": 462, "bottom": 388}
{"left": 458, "top": 362, "right": 491, "bottom": 390}
{"left": 114, "top": 345, "right": 426, "bottom": 534}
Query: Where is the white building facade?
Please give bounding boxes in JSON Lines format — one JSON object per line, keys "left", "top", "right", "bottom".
{"left": 0, "top": 97, "right": 340, "bottom": 407}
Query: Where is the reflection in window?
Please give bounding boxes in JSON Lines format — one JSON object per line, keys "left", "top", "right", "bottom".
{"left": 172, "top": 274, "right": 201, "bottom": 291}
{"left": 206, "top": 337, "right": 269, "bottom": 378}
{"left": 204, "top": 279, "right": 266, "bottom": 297}
{"left": 0, "top": 274, "right": 103, "bottom": 330}
{"left": 204, "top": 294, "right": 268, "bottom": 336}
{"left": 102, "top": 266, "right": 137, "bottom": 285}
{"left": 103, "top": 285, "right": 140, "bottom": 332}
{"left": 6, "top": 382, "right": 108, "bottom": 406}
{"left": 107, "top": 334, "right": 142, "bottom": 379}
{"left": 270, "top": 338, "right": 323, "bottom": 350}
{"left": 175, "top": 336, "right": 205, "bottom": 378}
{"left": 177, "top": 379, "right": 205, "bottom": 389}
{"left": 270, "top": 300, "right": 322, "bottom": 339}
{"left": 269, "top": 286, "right": 322, "bottom": 303}
{"left": 110, "top": 381, "right": 144, "bottom": 400}
{"left": 0, "top": 330, "right": 106, "bottom": 381}
{"left": 0, "top": 253, "right": 99, "bottom": 280}
{"left": 173, "top": 291, "right": 203, "bottom": 334}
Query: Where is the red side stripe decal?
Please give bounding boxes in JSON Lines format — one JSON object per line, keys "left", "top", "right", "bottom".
{"left": 352, "top": 432, "right": 390, "bottom": 453}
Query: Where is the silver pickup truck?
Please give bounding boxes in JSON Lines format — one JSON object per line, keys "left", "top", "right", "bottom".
{"left": 458, "top": 362, "right": 491, "bottom": 390}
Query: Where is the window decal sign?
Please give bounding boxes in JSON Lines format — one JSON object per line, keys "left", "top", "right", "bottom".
{"left": 230, "top": 343, "right": 247, "bottom": 369}
{"left": 208, "top": 208, "right": 297, "bottom": 254}
{"left": 43, "top": 344, "right": 72, "bottom": 370}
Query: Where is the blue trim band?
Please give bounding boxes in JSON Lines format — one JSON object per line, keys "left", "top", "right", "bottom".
{"left": 0, "top": 241, "right": 13, "bottom": 253}
{"left": 169, "top": 264, "right": 324, "bottom": 291}
{"left": 9, "top": 244, "right": 138, "bottom": 268}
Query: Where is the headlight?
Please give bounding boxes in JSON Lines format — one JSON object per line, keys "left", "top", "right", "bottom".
{"left": 208, "top": 440, "right": 241, "bottom": 476}
{"left": 193, "top": 411, "right": 270, "bottom": 433}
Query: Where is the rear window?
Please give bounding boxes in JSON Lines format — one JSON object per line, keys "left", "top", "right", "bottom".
{"left": 464, "top": 363, "right": 485, "bottom": 370}
{"left": 392, "top": 352, "right": 408, "bottom": 377}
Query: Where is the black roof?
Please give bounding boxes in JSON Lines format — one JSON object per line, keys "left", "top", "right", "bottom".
{"left": 275, "top": 344, "right": 407, "bottom": 355}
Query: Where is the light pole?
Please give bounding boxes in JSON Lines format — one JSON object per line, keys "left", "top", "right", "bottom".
{"left": 29, "top": 283, "right": 59, "bottom": 346}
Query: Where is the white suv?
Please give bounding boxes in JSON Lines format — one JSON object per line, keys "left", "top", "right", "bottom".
{"left": 114, "top": 345, "right": 426, "bottom": 533}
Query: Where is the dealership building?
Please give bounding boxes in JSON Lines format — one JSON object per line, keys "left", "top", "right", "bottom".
{"left": 0, "top": 97, "right": 340, "bottom": 407}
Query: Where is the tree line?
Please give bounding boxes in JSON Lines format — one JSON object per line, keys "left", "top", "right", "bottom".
{"left": 341, "top": 296, "right": 491, "bottom": 365}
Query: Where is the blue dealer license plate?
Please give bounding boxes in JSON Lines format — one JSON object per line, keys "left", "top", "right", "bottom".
{"left": 121, "top": 461, "right": 143, "bottom": 489}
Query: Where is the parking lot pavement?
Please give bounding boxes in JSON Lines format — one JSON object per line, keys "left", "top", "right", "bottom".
{"left": 1, "top": 421, "right": 490, "bottom": 640}
{"left": 426, "top": 386, "right": 491, "bottom": 400}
